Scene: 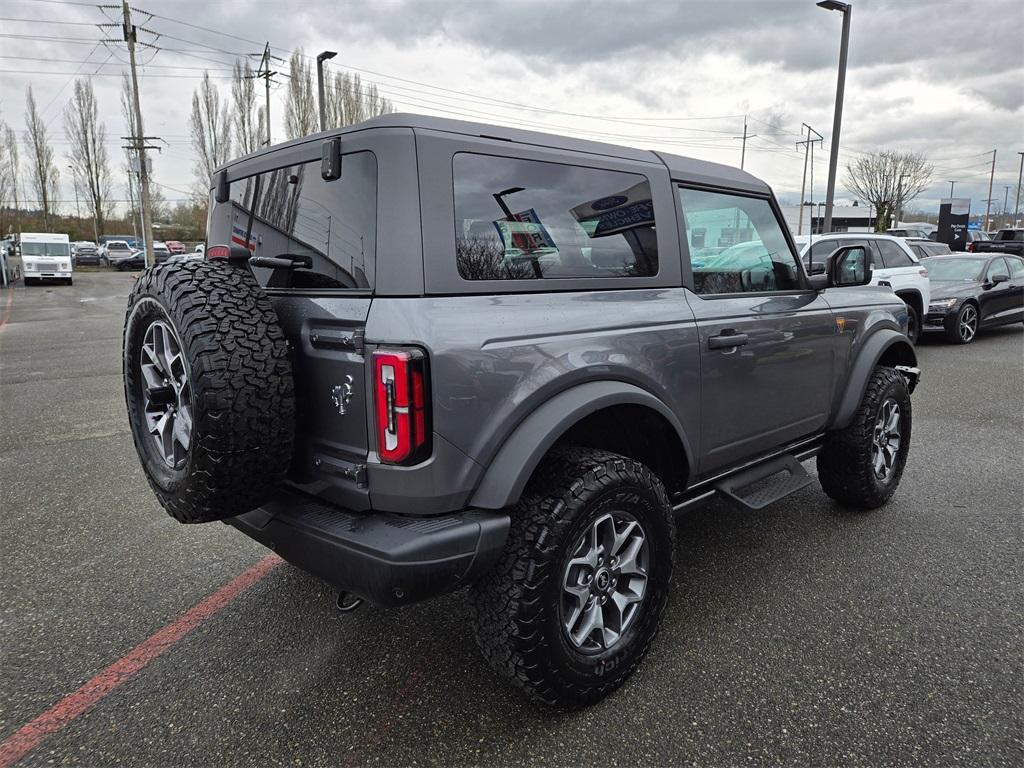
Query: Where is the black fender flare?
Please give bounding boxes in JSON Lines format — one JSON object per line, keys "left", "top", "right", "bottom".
{"left": 829, "top": 328, "right": 917, "bottom": 430}
{"left": 469, "top": 381, "right": 695, "bottom": 510}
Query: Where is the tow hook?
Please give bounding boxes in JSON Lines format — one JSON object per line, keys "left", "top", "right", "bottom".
{"left": 335, "top": 591, "right": 364, "bottom": 613}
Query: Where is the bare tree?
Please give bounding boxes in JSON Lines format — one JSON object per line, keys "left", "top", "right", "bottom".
{"left": 325, "top": 71, "right": 393, "bottom": 128}
{"left": 231, "top": 58, "right": 266, "bottom": 156}
{"left": 24, "top": 86, "right": 60, "bottom": 228}
{"left": 189, "top": 71, "right": 232, "bottom": 194}
{"left": 845, "top": 150, "right": 933, "bottom": 231}
{"left": 63, "top": 79, "right": 112, "bottom": 239}
{"left": 0, "top": 120, "right": 21, "bottom": 234}
{"left": 284, "top": 50, "right": 317, "bottom": 139}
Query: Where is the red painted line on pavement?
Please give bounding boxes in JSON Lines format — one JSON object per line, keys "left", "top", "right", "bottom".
{"left": 0, "top": 286, "right": 13, "bottom": 331}
{"left": 0, "top": 554, "right": 281, "bottom": 768}
{"left": 340, "top": 660, "right": 431, "bottom": 768}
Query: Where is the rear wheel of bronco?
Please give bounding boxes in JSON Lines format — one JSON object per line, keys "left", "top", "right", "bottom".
{"left": 817, "top": 366, "right": 911, "bottom": 509}
{"left": 123, "top": 259, "right": 295, "bottom": 523}
{"left": 469, "top": 448, "right": 675, "bottom": 708}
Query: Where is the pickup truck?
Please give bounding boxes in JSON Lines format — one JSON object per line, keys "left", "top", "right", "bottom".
{"left": 972, "top": 228, "right": 1024, "bottom": 257}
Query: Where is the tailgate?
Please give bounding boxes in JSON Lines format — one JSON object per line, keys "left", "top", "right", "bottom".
{"left": 270, "top": 295, "right": 373, "bottom": 509}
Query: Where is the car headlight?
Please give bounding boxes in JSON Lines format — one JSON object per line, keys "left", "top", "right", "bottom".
{"left": 929, "top": 298, "right": 958, "bottom": 312}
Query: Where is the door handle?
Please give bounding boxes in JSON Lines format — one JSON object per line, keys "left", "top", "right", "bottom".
{"left": 709, "top": 331, "right": 749, "bottom": 349}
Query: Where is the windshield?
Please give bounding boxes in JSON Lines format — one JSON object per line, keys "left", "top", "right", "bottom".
{"left": 109, "top": 242, "right": 130, "bottom": 251}
{"left": 923, "top": 258, "right": 984, "bottom": 280}
{"left": 22, "top": 242, "right": 70, "bottom": 258}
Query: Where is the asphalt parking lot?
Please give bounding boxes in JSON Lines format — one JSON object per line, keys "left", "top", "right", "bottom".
{"left": 1, "top": 271, "right": 1022, "bottom": 767}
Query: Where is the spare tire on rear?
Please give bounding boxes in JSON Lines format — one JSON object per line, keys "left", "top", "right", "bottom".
{"left": 123, "top": 259, "right": 295, "bottom": 523}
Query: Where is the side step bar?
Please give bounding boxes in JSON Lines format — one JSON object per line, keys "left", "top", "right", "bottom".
{"left": 714, "top": 454, "right": 814, "bottom": 510}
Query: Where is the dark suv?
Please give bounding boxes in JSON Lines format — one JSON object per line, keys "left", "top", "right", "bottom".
{"left": 123, "top": 114, "right": 919, "bottom": 707}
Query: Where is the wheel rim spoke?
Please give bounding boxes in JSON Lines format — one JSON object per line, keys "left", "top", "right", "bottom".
{"left": 872, "top": 398, "right": 901, "bottom": 480}
{"left": 139, "top": 320, "right": 193, "bottom": 468}
{"left": 561, "top": 510, "right": 649, "bottom": 654}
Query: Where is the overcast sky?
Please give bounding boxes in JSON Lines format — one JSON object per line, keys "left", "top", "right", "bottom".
{"left": 2, "top": 0, "right": 1022, "bottom": 220}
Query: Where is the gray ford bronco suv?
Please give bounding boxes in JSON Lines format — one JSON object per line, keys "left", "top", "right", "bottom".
{"left": 123, "top": 114, "right": 920, "bottom": 707}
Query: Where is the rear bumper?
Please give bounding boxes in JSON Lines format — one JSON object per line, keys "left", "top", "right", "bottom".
{"left": 226, "top": 489, "right": 510, "bottom": 608}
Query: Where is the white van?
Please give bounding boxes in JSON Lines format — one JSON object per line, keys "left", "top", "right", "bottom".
{"left": 21, "top": 232, "right": 73, "bottom": 285}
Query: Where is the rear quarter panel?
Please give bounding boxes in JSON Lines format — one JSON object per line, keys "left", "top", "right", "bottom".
{"left": 365, "top": 290, "right": 702, "bottom": 504}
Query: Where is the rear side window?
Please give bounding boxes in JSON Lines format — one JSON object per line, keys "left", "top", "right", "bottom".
{"left": 214, "top": 151, "right": 377, "bottom": 290}
{"left": 875, "top": 239, "right": 914, "bottom": 267}
{"left": 453, "top": 153, "right": 658, "bottom": 280}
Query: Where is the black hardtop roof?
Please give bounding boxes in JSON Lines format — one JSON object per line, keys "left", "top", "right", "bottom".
{"left": 220, "top": 112, "right": 769, "bottom": 193}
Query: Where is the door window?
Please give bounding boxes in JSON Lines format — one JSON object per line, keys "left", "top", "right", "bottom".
{"left": 1007, "top": 258, "right": 1024, "bottom": 279}
{"left": 875, "top": 239, "right": 914, "bottom": 267}
{"left": 985, "top": 258, "right": 1010, "bottom": 281}
{"left": 678, "top": 187, "right": 802, "bottom": 295}
{"left": 453, "top": 153, "right": 658, "bottom": 281}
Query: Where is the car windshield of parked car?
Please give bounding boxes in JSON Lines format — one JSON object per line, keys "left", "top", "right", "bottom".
{"left": 22, "top": 242, "right": 70, "bottom": 257}
{"left": 996, "top": 230, "right": 1023, "bottom": 241}
{"left": 923, "top": 258, "right": 984, "bottom": 281}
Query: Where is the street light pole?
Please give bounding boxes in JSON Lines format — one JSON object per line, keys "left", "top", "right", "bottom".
{"left": 1015, "top": 151, "right": 1023, "bottom": 225}
{"left": 817, "top": 0, "right": 851, "bottom": 235}
{"left": 316, "top": 51, "right": 337, "bottom": 133}
{"left": 948, "top": 180, "right": 956, "bottom": 198}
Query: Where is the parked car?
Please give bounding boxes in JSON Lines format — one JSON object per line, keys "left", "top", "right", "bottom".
{"left": 906, "top": 239, "right": 951, "bottom": 260}
{"left": 887, "top": 226, "right": 934, "bottom": 239}
{"left": 972, "top": 228, "right": 1024, "bottom": 258}
{"left": 799, "top": 233, "right": 931, "bottom": 343}
{"left": 73, "top": 241, "right": 101, "bottom": 265}
{"left": 152, "top": 242, "right": 172, "bottom": 262}
{"left": 164, "top": 240, "right": 187, "bottom": 255}
{"left": 101, "top": 240, "right": 134, "bottom": 266}
{"left": 121, "top": 114, "right": 921, "bottom": 708}
{"left": 922, "top": 254, "right": 1024, "bottom": 343}
{"left": 193, "top": 243, "right": 205, "bottom": 256}
{"left": 116, "top": 251, "right": 148, "bottom": 271}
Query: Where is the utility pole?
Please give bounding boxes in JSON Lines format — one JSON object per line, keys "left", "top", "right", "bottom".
{"left": 983, "top": 149, "right": 997, "bottom": 232}
{"left": 122, "top": 0, "right": 154, "bottom": 267}
{"left": 1003, "top": 185, "right": 1012, "bottom": 226}
{"left": 796, "top": 123, "right": 823, "bottom": 236}
{"left": 947, "top": 180, "right": 956, "bottom": 198}
{"left": 1015, "top": 151, "right": 1023, "bottom": 225}
{"left": 734, "top": 115, "right": 757, "bottom": 170}
{"left": 256, "top": 43, "right": 275, "bottom": 146}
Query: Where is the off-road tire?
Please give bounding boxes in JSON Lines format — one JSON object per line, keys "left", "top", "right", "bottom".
{"left": 123, "top": 259, "right": 295, "bottom": 523}
{"left": 469, "top": 448, "right": 675, "bottom": 708}
{"left": 817, "top": 366, "right": 911, "bottom": 509}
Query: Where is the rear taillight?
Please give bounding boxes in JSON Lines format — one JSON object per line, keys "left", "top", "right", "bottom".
{"left": 966, "top": 242, "right": 976, "bottom": 252}
{"left": 206, "top": 244, "right": 230, "bottom": 259}
{"left": 919, "top": 269, "right": 928, "bottom": 278}
{"left": 373, "top": 348, "right": 430, "bottom": 465}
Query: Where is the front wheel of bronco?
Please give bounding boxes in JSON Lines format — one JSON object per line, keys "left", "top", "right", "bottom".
{"left": 469, "top": 448, "right": 675, "bottom": 708}
{"left": 817, "top": 366, "right": 911, "bottom": 509}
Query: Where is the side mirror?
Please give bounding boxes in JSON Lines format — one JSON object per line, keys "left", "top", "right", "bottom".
{"left": 214, "top": 170, "right": 230, "bottom": 203}
{"left": 808, "top": 260, "right": 826, "bottom": 275}
{"left": 827, "top": 245, "right": 872, "bottom": 288}
{"left": 321, "top": 137, "right": 342, "bottom": 181}
{"left": 988, "top": 273, "right": 1009, "bottom": 286}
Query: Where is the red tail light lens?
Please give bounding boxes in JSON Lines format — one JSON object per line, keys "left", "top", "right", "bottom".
{"left": 373, "top": 348, "right": 430, "bottom": 465}
{"left": 966, "top": 242, "right": 976, "bottom": 252}
{"left": 206, "top": 245, "right": 230, "bottom": 259}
